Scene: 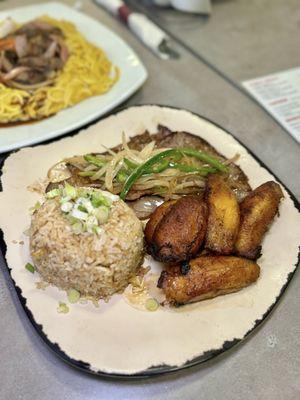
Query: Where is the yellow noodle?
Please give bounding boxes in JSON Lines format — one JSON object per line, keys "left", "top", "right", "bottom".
{"left": 0, "top": 16, "right": 119, "bottom": 123}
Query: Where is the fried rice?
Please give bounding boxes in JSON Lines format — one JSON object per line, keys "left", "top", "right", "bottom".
{"left": 29, "top": 197, "right": 144, "bottom": 300}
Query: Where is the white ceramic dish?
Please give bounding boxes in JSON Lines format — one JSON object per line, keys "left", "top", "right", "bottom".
{"left": 0, "top": 2, "right": 147, "bottom": 153}
{"left": 0, "top": 106, "right": 299, "bottom": 377}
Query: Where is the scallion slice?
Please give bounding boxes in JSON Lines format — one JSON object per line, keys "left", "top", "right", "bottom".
{"left": 145, "top": 298, "right": 159, "bottom": 311}
{"left": 57, "top": 302, "right": 69, "bottom": 314}
{"left": 67, "top": 289, "right": 81, "bottom": 304}
{"left": 25, "top": 262, "right": 35, "bottom": 273}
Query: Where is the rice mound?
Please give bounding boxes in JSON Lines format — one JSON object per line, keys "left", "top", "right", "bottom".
{"left": 29, "top": 197, "right": 144, "bottom": 300}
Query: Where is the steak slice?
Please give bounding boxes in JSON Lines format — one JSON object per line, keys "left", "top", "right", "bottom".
{"left": 46, "top": 126, "right": 251, "bottom": 201}
{"left": 154, "top": 126, "right": 250, "bottom": 200}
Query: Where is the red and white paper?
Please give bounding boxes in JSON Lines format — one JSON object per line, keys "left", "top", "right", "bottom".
{"left": 243, "top": 67, "right": 300, "bottom": 143}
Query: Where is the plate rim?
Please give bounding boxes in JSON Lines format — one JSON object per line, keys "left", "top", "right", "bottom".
{"left": 1, "top": 104, "right": 299, "bottom": 378}
{"left": 0, "top": 2, "right": 148, "bottom": 153}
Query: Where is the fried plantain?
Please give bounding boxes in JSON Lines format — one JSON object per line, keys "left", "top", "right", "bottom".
{"left": 158, "top": 256, "right": 260, "bottom": 305}
{"left": 146, "top": 195, "right": 208, "bottom": 263}
{"left": 205, "top": 174, "right": 240, "bottom": 254}
{"left": 235, "top": 181, "right": 284, "bottom": 259}
{"left": 144, "top": 200, "right": 177, "bottom": 244}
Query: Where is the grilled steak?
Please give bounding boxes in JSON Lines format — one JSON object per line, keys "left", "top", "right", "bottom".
{"left": 46, "top": 125, "right": 251, "bottom": 202}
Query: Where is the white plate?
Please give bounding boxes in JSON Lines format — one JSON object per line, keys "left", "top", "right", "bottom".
{"left": 0, "top": 2, "right": 147, "bottom": 153}
{"left": 0, "top": 106, "right": 299, "bottom": 377}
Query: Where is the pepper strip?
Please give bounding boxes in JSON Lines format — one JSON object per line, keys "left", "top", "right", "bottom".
{"left": 84, "top": 154, "right": 106, "bottom": 168}
{"left": 150, "top": 161, "right": 216, "bottom": 175}
{"left": 124, "top": 158, "right": 138, "bottom": 170}
{"left": 169, "top": 162, "right": 217, "bottom": 175}
{"left": 120, "top": 148, "right": 227, "bottom": 200}
{"left": 120, "top": 149, "right": 178, "bottom": 200}
{"left": 179, "top": 148, "right": 228, "bottom": 172}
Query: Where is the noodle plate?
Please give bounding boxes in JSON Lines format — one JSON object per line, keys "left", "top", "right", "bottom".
{"left": 0, "top": 16, "right": 119, "bottom": 123}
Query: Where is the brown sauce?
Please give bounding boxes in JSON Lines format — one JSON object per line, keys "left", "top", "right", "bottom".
{"left": 0, "top": 116, "right": 50, "bottom": 128}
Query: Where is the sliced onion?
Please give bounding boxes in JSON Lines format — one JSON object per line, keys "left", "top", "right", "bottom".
{"left": 43, "top": 40, "right": 58, "bottom": 59}
{"left": 0, "top": 18, "right": 16, "bottom": 39}
{"left": 6, "top": 78, "right": 54, "bottom": 90}
{"left": 1, "top": 66, "right": 30, "bottom": 81}
{"left": 128, "top": 196, "right": 164, "bottom": 220}
{"left": 0, "top": 52, "right": 13, "bottom": 72}
{"left": 59, "top": 40, "right": 69, "bottom": 63}
{"left": 50, "top": 34, "right": 69, "bottom": 63}
{"left": 47, "top": 161, "right": 72, "bottom": 183}
{"left": 31, "top": 20, "right": 57, "bottom": 31}
{"left": 15, "top": 35, "right": 28, "bottom": 58}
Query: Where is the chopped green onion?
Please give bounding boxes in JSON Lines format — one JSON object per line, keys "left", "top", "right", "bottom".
{"left": 95, "top": 206, "right": 109, "bottom": 224}
{"left": 67, "top": 215, "right": 79, "bottom": 224}
{"left": 57, "top": 302, "right": 69, "bottom": 314}
{"left": 67, "top": 289, "right": 81, "bottom": 304}
{"left": 29, "top": 201, "right": 41, "bottom": 214}
{"left": 93, "top": 226, "right": 103, "bottom": 235}
{"left": 50, "top": 185, "right": 112, "bottom": 235}
{"left": 91, "top": 197, "right": 103, "bottom": 208}
{"left": 71, "top": 207, "right": 88, "bottom": 220}
{"left": 145, "top": 298, "right": 159, "bottom": 311}
{"left": 78, "top": 171, "right": 95, "bottom": 177}
{"left": 77, "top": 204, "right": 88, "bottom": 213}
{"left": 124, "top": 158, "right": 138, "bottom": 170}
{"left": 86, "top": 215, "right": 98, "bottom": 227}
{"left": 60, "top": 196, "right": 71, "bottom": 204}
{"left": 84, "top": 154, "right": 106, "bottom": 168}
{"left": 61, "top": 201, "right": 73, "bottom": 213}
{"left": 116, "top": 170, "right": 128, "bottom": 183}
{"left": 25, "top": 262, "right": 35, "bottom": 273}
{"left": 46, "top": 188, "right": 61, "bottom": 199}
{"left": 91, "top": 192, "right": 111, "bottom": 208}
{"left": 71, "top": 222, "right": 83, "bottom": 234}
{"left": 64, "top": 182, "right": 77, "bottom": 199}
{"left": 79, "top": 198, "right": 94, "bottom": 213}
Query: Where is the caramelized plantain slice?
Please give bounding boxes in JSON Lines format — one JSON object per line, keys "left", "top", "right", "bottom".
{"left": 146, "top": 195, "right": 208, "bottom": 263}
{"left": 205, "top": 174, "right": 240, "bottom": 254}
{"left": 235, "top": 181, "right": 284, "bottom": 259}
{"left": 144, "top": 200, "right": 177, "bottom": 244}
{"left": 158, "top": 256, "right": 260, "bottom": 305}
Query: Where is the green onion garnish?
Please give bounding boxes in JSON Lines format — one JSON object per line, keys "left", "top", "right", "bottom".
{"left": 145, "top": 298, "right": 159, "bottom": 311}
{"left": 29, "top": 201, "right": 41, "bottom": 214}
{"left": 46, "top": 188, "right": 61, "bottom": 199}
{"left": 91, "top": 192, "right": 111, "bottom": 208}
{"left": 25, "top": 262, "right": 35, "bottom": 273}
{"left": 67, "top": 289, "right": 81, "bottom": 304}
{"left": 78, "top": 171, "right": 95, "bottom": 177}
{"left": 116, "top": 170, "right": 128, "bottom": 183}
{"left": 124, "top": 158, "right": 138, "bottom": 170}
{"left": 57, "top": 302, "right": 69, "bottom": 314}
{"left": 84, "top": 154, "right": 106, "bottom": 168}
{"left": 77, "top": 205, "right": 88, "bottom": 213}
{"left": 64, "top": 182, "right": 77, "bottom": 199}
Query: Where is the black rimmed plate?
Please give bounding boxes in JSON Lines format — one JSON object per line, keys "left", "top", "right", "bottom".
{"left": 0, "top": 105, "right": 299, "bottom": 377}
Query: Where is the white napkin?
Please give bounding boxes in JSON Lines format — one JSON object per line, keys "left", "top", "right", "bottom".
{"left": 153, "top": 0, "right": 212, "bottom": 14}
{"left": 128, "top": 13, "right": 171, "bottom": 59}
{"left": 95, "top": 0, "right": 173, "bottom": 59}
